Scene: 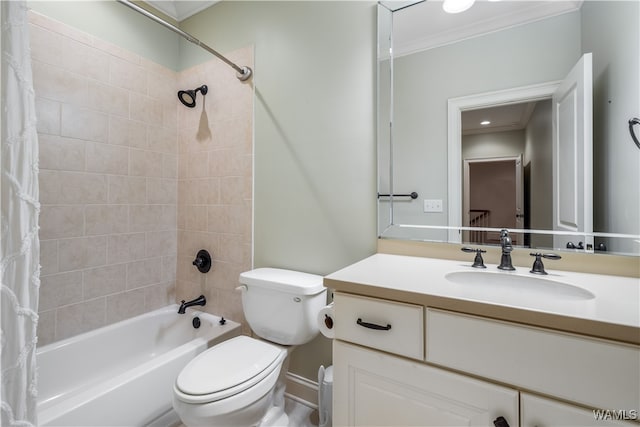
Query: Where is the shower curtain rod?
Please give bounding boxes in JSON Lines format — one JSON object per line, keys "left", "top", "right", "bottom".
{"left": 116, "top": 0, "right": 252, "bottom": 81}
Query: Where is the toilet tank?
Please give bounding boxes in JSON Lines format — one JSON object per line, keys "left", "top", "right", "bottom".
{"left": 239, "top": 268, "right": 327, "bottom": 345}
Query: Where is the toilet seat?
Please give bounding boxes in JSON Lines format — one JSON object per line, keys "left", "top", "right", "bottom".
{"left": 174, "top": 336, "right": 286, "bottom": 405}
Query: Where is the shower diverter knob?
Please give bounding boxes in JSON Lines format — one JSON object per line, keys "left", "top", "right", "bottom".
{"left": 192, "top": 249, "right": 212, "bottom": 273}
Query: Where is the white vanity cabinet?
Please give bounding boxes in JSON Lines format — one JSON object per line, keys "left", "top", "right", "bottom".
{"left": 332, "top": 292, "right": 640, "bottom": 427}
{"left": 334, "top": 340, "right": 519, "bottom": 426}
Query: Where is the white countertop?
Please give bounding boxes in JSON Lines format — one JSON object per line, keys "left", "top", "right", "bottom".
{"left": 325, "top": 253, "right": 640, "bottom": 332}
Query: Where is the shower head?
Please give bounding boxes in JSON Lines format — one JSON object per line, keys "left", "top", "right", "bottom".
{"left": 177, "top": 85, "right": 208, "bottom": 108}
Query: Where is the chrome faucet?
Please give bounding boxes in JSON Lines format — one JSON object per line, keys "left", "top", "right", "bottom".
{"left": 497, "top": 229, "right": 515, "bottom": 271}
{"left": 178, "top": 295, "right": 206, "bottom": 314}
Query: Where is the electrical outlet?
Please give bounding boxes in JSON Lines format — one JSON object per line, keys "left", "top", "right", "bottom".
{"left": 423, "top": 199, "right": 443, "bottom": 213}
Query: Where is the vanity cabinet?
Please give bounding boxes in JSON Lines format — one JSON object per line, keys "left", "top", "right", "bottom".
{"left": 334, "top": 340, "right": 518, "bottom": 426}
{"left": 333, "top": 292, "right": 640, "bottom": 427}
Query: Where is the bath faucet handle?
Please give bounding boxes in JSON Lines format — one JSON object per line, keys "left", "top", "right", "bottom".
{"left": 461, "top": 247, "right": 487, "bottom": 268}
{"left": 529, "top": 253, "right": 561, "bottom": 275}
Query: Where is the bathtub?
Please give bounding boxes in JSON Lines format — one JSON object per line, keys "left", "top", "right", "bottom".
{"left": 36, "top": 305, "right": 241, "bottom": 426}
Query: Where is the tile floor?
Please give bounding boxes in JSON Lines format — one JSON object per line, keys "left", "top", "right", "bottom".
{"left": 284, "top": 397, "right": 318, "bottom": 427}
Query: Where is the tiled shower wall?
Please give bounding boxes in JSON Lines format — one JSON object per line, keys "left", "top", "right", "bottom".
{"left": 176, "top": 50, "right": 254, "bottom": 334}
{"left": 31, "top": 11, "right": 253, "bottom": 345}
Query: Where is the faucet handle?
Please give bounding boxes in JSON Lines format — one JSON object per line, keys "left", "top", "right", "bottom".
{"left": 529, "top": 253, "right": 561, "bottom": 275}
{"left": 461, "top": 247, "right": 487, "bottom": 269}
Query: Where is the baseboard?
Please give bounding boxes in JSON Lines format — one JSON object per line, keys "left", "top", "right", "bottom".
{"left": 285, "top": 372, "right": 318, "bottom": 409}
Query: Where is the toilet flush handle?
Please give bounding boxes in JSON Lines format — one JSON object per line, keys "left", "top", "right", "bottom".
{"left": 235, "top": 285, "right": 248, "bottom": 293}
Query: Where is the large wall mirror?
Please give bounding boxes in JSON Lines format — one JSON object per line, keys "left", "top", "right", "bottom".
{"left": 378, "top": 0, "right": 640, "bottom": 256}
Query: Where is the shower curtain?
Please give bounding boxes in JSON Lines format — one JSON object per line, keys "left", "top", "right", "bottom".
{"left": 1, "top": 1, "right": 41, "bottom": 426}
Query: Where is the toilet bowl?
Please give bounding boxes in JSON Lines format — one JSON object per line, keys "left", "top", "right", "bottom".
{"left": 173, "top": 268, "right": 326, "bottom": 427}
{"left": 173, "top": 336, "right": 289, "bottom": 426}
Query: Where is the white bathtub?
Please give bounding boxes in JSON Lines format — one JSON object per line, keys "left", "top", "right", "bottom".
{"left": 36, "top": 305, "right": 241, "bottom": 426}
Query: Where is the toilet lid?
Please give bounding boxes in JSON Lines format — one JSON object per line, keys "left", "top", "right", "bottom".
{"left": 176, "top": 336, "right": 283, "bottom": 397}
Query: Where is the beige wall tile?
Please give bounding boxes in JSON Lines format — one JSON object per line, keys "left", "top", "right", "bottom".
{"left": 29, "top": 23, "right": 63, "bottom": 65}
{"left": 35, "top": 98, "right": 61, "bottom": 135}
{"left": 59, "top": 37, "right": 94, "bottom": 77}
{"left": 208, "top": 147, "right": 245, "bottom": 177}
{"left": 58, "top": 236, "right": 107, "bottom": 272}
{"left": 161, "top": 255, "right": 177, "bottom": 284}
{"left": 109, "top": 116, "right": 147, "bottom": 148}
{"left": 36, "top": 310, "right": 56, "bottom": 347}
{"left": 207, "top": 205, "right": 248, "bottom": 235}
{"left": 144, "top": 281, "right": 175, "bottom": 311}
{"left": 175, "top": 279, "right": 202, "bottom": 302}
{"left": 86, "top": 142, "right": 129, "bottom": 175}
{"left": 129, "top": 149, "right": 163, "bottom": 177}
{"left": 88, "top": 81, "right": 129, "bottom": 117}
{"left": 40, "top": 239, "right": 59, "bottom": 276}
{"left": 182, "top": 205, "right": 208, "bottom": 232}
{"left": 56, "top": 298, "right": 106, "bottom": 340}
{"left": 85, "top": 47, "right": 111, "bottom": 84}
{"left": 61, "top": 104, "right": 108, "bottom": 143}
{"left": 163, "top": 154, "right": 178, "bottom": 178}
{"left": 129, "top": 205, "right": 172, "bottom": 232}
{"left": 85, "top": 205, "right": 129, "bottom": 235}
{"left": 107, "top": 233, "right": 146, "bottom": 265}
{"left": 39, "top": 171, "right": 107, "bottom": 205}
{"left": 126, "top": 257, "right": 163, "bottom": 289}
{"left": 146, "top": 230, "right": 177, "bottom": 258}
{"left": 147, "top": 178, "right": 177, "bottom": 205}
{"left": 32, "top": 60, "right": 88, "bottom": 106}
{"left": 39, "top": 205, "right": 84, "bottom": 239}
{"left": 39, "top": 134, "right": 85, "bottom": 171}
{"left": 107, "top": 175, "right": 146, "bottom": 204}
{"left": 220, "top": 176, "right": 244, "bottom": 205}
{"left": 83, "top": 264, "right": 127, "bottom": 299}
{"left": 148, "top": 125, "right": 176, "bottom": 154}
{"left": 39, "top": 271, "right": 83, "bottom": 311}
{"left": 109, "top": 56, "right": 147, "bottom": 95}
{"left": 130, "top": 95, "right": 162, "bottom": 126}
{"left": 32, "top": 15, "right": 256, "bottom": 347}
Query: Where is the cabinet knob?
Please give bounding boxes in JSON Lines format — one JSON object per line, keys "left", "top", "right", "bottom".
{"left": 493, "top": 416, "right": 510, "bottom": 427}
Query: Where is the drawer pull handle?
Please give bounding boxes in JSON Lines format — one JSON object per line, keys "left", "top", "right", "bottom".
{"left": 357, "top": 318, "right": 391, "bottom": 331}
{"left": 493, "top": 416, "right": 510, "bottom": 427}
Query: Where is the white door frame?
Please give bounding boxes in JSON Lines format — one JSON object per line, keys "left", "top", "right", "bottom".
{"left": 463, "top": 155, "right": 523, "bottom": 245}
{"left": 447, "top": 81, "right": 560, "bottom": 243}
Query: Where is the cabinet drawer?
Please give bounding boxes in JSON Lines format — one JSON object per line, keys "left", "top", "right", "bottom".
{"left": 334, "top": 293, "right": 423, "bottom": 359}
{"left": 426, "top": 309, "right": 640, "bottom": 412}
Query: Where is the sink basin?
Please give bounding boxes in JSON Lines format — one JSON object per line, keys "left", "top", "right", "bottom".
{"left": 445, "top": 271, "right": 595, "bottom": 301}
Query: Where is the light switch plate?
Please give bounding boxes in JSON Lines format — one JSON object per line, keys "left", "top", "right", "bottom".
{"left": 424, "top": 199, "right": 443, "bottom": 213}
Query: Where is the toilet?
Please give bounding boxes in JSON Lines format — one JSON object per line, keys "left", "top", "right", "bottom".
{"left": 172, "top": 268, "right": 327, "bottom": 427}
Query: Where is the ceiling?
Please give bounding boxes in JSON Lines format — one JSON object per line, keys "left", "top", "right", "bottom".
{"left": 144, "top": 0, "right": 218, "bottom": 21}
{"left": 392, "top": 0, "right": 583, "bottom": 57}
{"left": 462, "top": 101, "right": 540, "bottom": 135}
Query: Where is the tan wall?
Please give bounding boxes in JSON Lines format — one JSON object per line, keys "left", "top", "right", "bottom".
{"left": 32, "top": 11, "right": 254, "bottom": 345}
{"left": 175, "top": 48, "right": 254, "bottom": 335}
{"left": 31, "top": 12, "right": 179, "bottom": 345}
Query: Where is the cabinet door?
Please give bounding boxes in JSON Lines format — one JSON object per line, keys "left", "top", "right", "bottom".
{"left": 521, "top": 394, "right": 638, "bottom": 427}
{"left": 334, "top": 341, "right": 518, "bottom": 426}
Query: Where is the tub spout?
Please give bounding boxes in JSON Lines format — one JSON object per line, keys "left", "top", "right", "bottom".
{"left": 178, "top": 295, "right": 206, "bottom": 314}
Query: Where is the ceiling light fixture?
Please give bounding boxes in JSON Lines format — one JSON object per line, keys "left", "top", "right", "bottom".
{"left": 442, "top": 0, "right": 476, "bottom": 14}
{"left": 480, "top": 120, "right": 491, "bottom": 125}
